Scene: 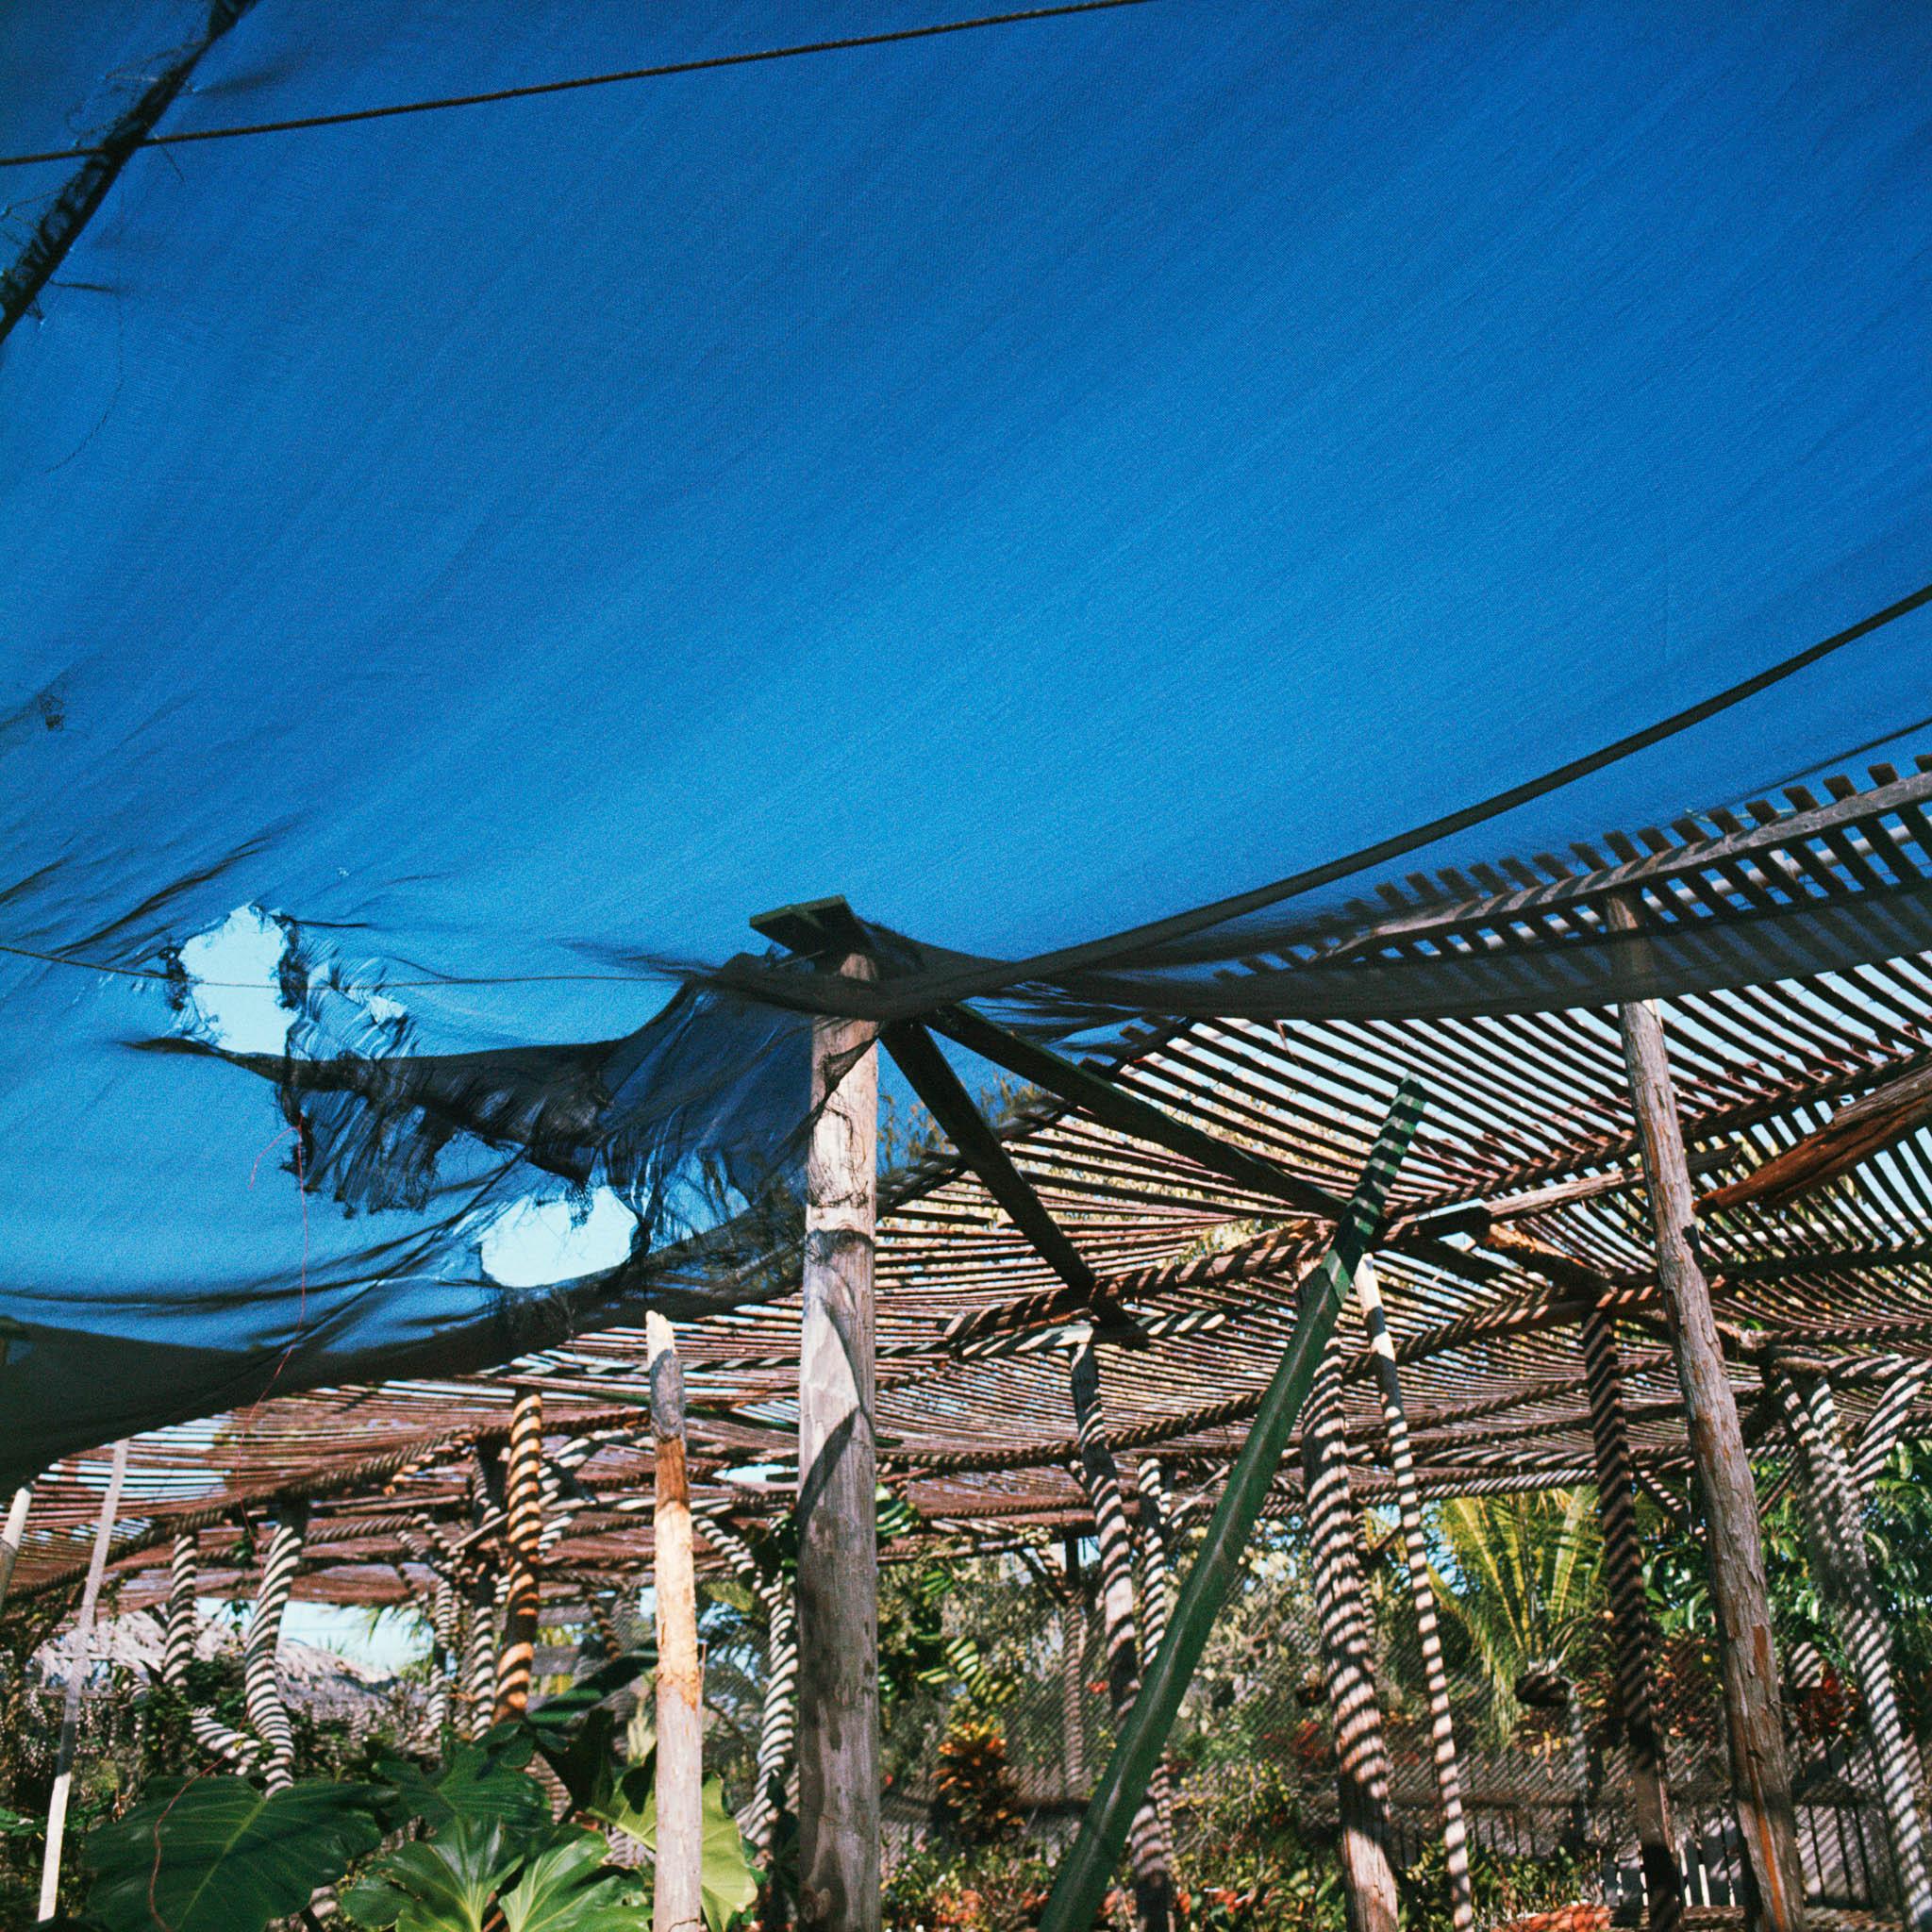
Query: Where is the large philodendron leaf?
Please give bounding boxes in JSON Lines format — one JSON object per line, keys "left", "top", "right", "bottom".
{"left": 86, "top": 1775, "right": 388, "bottom": 1932}
{"left": 496, "top": 1827, "right": 640, "bottom": 1932}
{"left": 374, "top": 1736, "right": 552, "bottom": 1837}
{"left": 595, "top": 1768, "right": 758, "bottom": 1932}
{"left": 340, "top": 1815, "right": 515, "bottom": 1932}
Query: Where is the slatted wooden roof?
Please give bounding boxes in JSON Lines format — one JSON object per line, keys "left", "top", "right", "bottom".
{"left": 13, "top": 758, "right": 1932, "bottom": 1612}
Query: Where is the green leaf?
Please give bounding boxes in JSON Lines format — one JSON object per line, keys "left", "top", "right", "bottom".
{"left": 341, "top": 1816, "right": 514, "bottom": 1932}
{"left": 595, "top": 1770, "right": 755, "bottom": 1932}
{"left": 497, "top": 1827, "right": 639, "bottom": 1932}
{"left": 375, "top": 1738, "right": 551, "bottom": 1837}
{"left": 87, "top": 1775, "right": 388, "bottom": 1932}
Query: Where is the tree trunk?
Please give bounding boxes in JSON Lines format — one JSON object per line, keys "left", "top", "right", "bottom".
{"left": 1770, "top": 1366, "right": 1932, "bottom": 1930}
{"left": 1302, "top": 1338, "right": 1400, "bottom": 1932}
{"left": 244, "top": 1500, "right": 309, "bottom": 1793}
{"left": 1069, "top": 1341, "right": 1173, "bottom": 1932}
{"left": 494, "top": 1389, "right": 544, "bottom": 1724}
{"left": 796, "top": 958, "right": 881, "bottom": 1932}
{"left": 1354, "top": 1257, "right": 1474, "bottom": 1932}
{"left": 652, "top": 1312, "right": 705, "bottom": 1932}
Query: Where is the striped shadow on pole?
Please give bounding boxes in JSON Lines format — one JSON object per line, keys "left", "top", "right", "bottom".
{"left": 1038, "top": 1078, "right": 1425, "bottom": 1932}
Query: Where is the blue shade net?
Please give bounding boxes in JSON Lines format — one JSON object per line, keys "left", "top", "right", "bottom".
{"left": 0, "top": 0, "right": 1929, "bottom": 1481}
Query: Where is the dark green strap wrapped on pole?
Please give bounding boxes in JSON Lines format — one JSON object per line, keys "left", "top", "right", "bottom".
{"left": 1038, "top": 1078, "right": 1425, "bottom": 1932}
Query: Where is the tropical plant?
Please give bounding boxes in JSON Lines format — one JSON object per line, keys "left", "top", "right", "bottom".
{"left": 1429, "top": 1491, "right": 1605, "bottom": 1744}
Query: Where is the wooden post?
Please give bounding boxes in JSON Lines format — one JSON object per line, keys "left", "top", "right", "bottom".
{"left": 1612, "top": 897, "right": 1806, "bottom": 1932}
{"left": 426, "top": 1571, "right": 458, "bottom": 1741}
{"left": 0, "top": 1486, "right": 31, "bottom": 1612}
{"left": 1769, "top": 1365, "right": 1932, "bottom": 1930}
{"left": 651, "top": 1311, "right": 705, "bottom": 1932}
{"left": 797, "top": 952, "right": 881, "bottom": 1932}
{"left": 494, "top": 1389, "right": 544, "bottom": 1724}
{"left": 39, "top": 1439, "right": 126, "bottom": 1924}
{"left": 1068, "top": 1341, "right": 1173, "bottom": 1932}
{"left": 1302, "top": 1337, "right": 1400, "bottom": 1932}
{"left": 243, "top": 1499, "right": 308, "bottom": 1793}
{"left": 162, "top": 1534, "right": 198, "bottom": 1690}
{"left": 1581, "top": 1302, "right": 1683, "bottom": 1932}
{"left": 1135, "top": 1462, "right": 1177, "bottom": 1852}
{"left": 1353, "top": 1258, "right": 1474, "bottom": 1932}
{"left": 463, "top": 1571, "right": 498, "bottom": 1737}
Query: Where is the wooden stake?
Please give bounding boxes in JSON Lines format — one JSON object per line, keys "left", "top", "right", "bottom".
{"left": 39, "top": 1439, "right": 126, "bottom": 1924}
{"left": 651, "top": 1311, "right": 705, "bottom": 1932}
{"left": 1612, "top": 899, "right": 1806, "bottom": 1932}
{"left": 1353, "top": 1258, "right": 1474, "bottom": 1932}
{"left": 1769, "top": 1364, "right": 1932, "bottom": 1931}
{"left": 1302, "top": 1337, "right": 1400, "bottom": 1932}
{"left": 1581, "top": 1302, "right": 1682, "bottom": 1932}
{"left": 0, "top": 1486, "right": 31, "bottom": 1613}
{"left": 797, "top": 951, "right": 880, "bottom": 1932}
{"left": 493, "top": 1389, "right": 544, "bottom": 1724}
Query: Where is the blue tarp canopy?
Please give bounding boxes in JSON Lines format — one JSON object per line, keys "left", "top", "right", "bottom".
{"left": 2, "top": 0, "right": 1928, "bottom": 1479}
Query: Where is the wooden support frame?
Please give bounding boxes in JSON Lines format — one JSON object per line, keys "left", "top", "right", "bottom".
{"left": 243, "top": 1499, "right": 309, "bottom": 1793}
{"left": 791, "top": 924, "right": 882, "bottom": 1932}
{"left": 1612, "top": 897, "right": 1806, "bottom": 1932}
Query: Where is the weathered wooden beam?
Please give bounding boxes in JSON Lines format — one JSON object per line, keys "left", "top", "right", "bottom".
{"left": 1767, "top": 1364, "right": 1932, "bottom": 1931}
{"left": 650, "top": 1313, "right": 704, "bottom": 1932}
{"left": 493, "top": 1389, "right": 544, "bottom": 1723}
{"left": 40, "top": 1439, "right": 126, "bottom": 1923}
{"left": 1353, "top": 1258, "right": 1473, "bottom": 1932}
{"left": 796, "top": 941, "right": 882, "bottom": 1932}
{"left": 1612, "top": 897, "right": 1806, "bottom": 1932}
{"left": 1580, "top": 1303, "right": 1681, "bottom": 1932}
{"left": 1303, "top": 1335, "right": 1400, "bottom": 1932}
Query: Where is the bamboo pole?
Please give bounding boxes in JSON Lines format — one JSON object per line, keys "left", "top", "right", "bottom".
{"left": 1611, "top": 899, "right": 1806, "bottom": 1932}
{"left": 494, "top": 1389, "right": 544, "bottom": 1724}
{"left": 1039, "top": 1080, "right": 1423, "bottom": 1932}
{"left": 797, "top": 948, "right": 880, "bottom": 1932}
{"left": 1353, "top": 1257, "right": 1474, "bottom": 1932}
{"left": 39, "top": 1439, "right": 127, "bottom": 1923}
{"left": 1069, "top": 1340, "right": 1173, "bottom": 1932}
{"left": 1581, "top": 1302, "right": 1682, "bottom": 1932}
{"left": 0, "top": 1486, "right": 31, "bottom": 1612}
{"left": 1769, "top": 1365, "right": 1932, "bottom": 1930}
{"left": 651, "top": 1311, "right": 705, "bottom": 1932}
{"left": 1303, "top": 1334, "right": 1400, "bottom": 1932}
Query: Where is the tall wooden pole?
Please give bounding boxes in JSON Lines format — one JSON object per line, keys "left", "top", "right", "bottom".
{"left": 40, "top": 1439, "right": 126, "bottom": 1924}
{"left": 162, "top": 1534, "right": 198, "bottom": 1690}
{"left": 1612, "top": 898, "right": 1806, "bottom": 1932}
{"left": 651, "top": 1311, "right": 705, "bottom": 1932}
{"left": 1353, "top": 1258, "right": 1474, "bottom": 1932}
{"left": 1301, "top": 1338, "right": 1401, "bottom": 1932}
{"left": 1581, "top": 1302, "right": 1682, "bottom": 1932}
{"left": 0, "top": 1486, "right": 31, "bottom": 1612}
{"left": 797, "top": 952, "right": 880, "bottom": 1932}
{"left": 1068, "top": 1341, "right": 1173, "bottom": 1932}
{"left": 494, "top": 1389, "right": 544, "bottom": 1724}
{"left": 1769, "top": 1365, "right": 1932, "bottom": 1930}
{"left": 1061, "top": 1530, "right": 1088, "bottom": 1800}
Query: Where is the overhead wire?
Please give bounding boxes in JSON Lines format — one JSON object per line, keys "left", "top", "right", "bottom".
{"left": 0, "top": 0, "right": 1162, "bottom": 171}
